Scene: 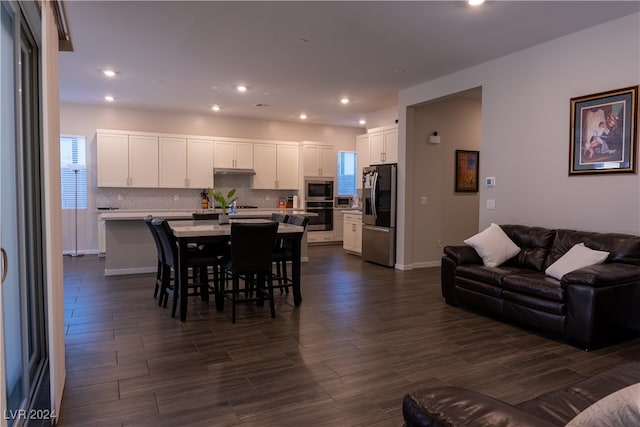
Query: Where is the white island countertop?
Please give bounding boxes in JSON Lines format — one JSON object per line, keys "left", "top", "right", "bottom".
{"left": 98, "top": 209, "right": 317, "bottom": 221}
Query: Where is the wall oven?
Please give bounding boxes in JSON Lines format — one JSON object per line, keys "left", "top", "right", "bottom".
{"left": 305, "top": 201, "right": 334, "bottom": 231}
{"left": 305, "top": 179, "right": 333, "bottom": 201}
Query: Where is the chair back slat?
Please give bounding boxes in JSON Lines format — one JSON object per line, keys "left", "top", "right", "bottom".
{"left": 144, "top": 216, "right": 165, "bottom": 262}
{"left": 152, "top": 219, "right": 177, "bottom": 267}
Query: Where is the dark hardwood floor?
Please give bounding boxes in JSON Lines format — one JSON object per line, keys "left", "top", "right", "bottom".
{"left": 58, "top": 245, "right": 640, "bottom": 426}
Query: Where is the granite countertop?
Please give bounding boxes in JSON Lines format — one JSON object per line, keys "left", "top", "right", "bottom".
{"left": 98, "top": 208, "right": 317, "bottom": 220}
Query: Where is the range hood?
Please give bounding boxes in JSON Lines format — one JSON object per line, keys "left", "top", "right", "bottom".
{"left": 213, "top": 168, "right": 256, "bottom": 175}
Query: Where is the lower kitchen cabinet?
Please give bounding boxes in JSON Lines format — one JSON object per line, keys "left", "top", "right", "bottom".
{"left": 343, "top": 212, "right": 362, "bottom": 254}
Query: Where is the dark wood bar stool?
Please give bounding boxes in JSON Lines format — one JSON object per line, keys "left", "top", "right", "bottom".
{"left": 272, "top": 215, "right": 308, "bottom": 294}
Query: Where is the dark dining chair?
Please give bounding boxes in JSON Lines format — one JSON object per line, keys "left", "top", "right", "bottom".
{"left": 144, "top": 215, "right": 169, "bottom": 305}
{"left": 152, "top": 219, "right": 221, "bottom": 318}
{"left": 222, "top": 221, "right": 279, "bottom": 323}
{"left": 272, "top": 215, "right": 309, "bottom": 294}
{"left": 270, "top": 213, "right": 289, "bottom": 289}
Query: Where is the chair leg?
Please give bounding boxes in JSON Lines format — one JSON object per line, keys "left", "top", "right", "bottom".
{"left": 265, "top": 273, "right": 276, "bottom": 319}
{"left": 232, "top": 274, "right": 239, "bottom": 323}
{"left": 282, "top": 260, "right": 290, "bottom": 294}
{"left": 154, "top": 260, "right": 162, "bottom": 298}
{"left": 159, "top": 264, "right": 171, "bottom": 307}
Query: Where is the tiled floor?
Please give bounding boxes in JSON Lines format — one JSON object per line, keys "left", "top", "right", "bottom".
{"left": 58, "top": 245, "right": 640, "bottom": 426}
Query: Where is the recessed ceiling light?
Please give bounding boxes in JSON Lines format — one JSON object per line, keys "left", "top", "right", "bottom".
{"left": 299, "top": 113, "right": 307, "bottom": 120}
{"left": 211, "top": 104, "right": 221, "bottom": 112}
{"left": 468, "top": 0, "right": 485, "bottom": 6}
{"left": 340, "top": 97, "right": 350, "bottom": 105}
{"left": 104, "top": 95, "right": 115, "bottom": 102}
{"left": 236, "top": 85, "right": 248, "bottom": 93}
{"left": 359, "top": 119, "right": 366, "bottom": 125}
{"left": 103, "top": 69, "right": 116, "bottom": 77}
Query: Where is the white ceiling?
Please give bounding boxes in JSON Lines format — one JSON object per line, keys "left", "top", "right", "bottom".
{"left": 59, "top": 1, "right": 639, "bottom": 128}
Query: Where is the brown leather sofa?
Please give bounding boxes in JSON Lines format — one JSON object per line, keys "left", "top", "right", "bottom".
{"left": 403, "top": 362, "right": 640, "bottom": 427}
{"left": 441, "top": 225, "right": 640, "bottom": 349}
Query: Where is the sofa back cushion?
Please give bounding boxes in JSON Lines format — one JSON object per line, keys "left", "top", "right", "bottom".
{"left": 546, "top": 229, "right": 640, "bottom": 269}
{"left": 501, "top": 225, "right": 556, "bottom": 271}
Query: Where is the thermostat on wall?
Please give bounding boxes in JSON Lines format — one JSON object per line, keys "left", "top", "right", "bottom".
{"left": 485, "top": 177, "right": 496, "bottom": 187}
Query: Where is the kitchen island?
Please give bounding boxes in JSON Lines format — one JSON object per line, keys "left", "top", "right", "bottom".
{"left": 99, "top": 209, "right": 315, "bottom": 276}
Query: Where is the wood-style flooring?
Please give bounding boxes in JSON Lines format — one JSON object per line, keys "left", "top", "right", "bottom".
{"left": 58, "top": 245, "right": 640, "bottom": 426}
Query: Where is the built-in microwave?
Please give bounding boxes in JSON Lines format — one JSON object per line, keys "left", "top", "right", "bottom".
{"left": 305, "top": 180, "right": 333, "bottom": 200}
{"left": 335, "top": 196, "right": 351, "bottom": 208}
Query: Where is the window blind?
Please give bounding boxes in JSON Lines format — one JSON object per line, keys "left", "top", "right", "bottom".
{"left": 60, "top": 136, "right": 87, "bottom": 209}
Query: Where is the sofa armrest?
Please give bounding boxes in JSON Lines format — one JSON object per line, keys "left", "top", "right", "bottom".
{"left": 403, "top": 387, "right": 557, "bottom": 427}
{"left": 443, "top": 245, "right": 482, "bottom": 265}
{"left": 562, "top": 263, "right": 640, "bottom": 288}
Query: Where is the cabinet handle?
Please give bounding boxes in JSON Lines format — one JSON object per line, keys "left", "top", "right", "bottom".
{"left": 1, "top": 247, "right": 7, "bottom": 285}
{"left": 352, "top": 224, "right": 355, "bottom": 232}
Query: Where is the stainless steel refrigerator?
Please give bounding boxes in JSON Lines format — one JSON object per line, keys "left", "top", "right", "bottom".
{"left": 362, "top": 164, "right": 397, "bottom": 267}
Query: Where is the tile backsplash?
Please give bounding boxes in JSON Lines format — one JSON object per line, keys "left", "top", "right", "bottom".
{"left": 96, "top": 175, "right": 298, "bottom": 210}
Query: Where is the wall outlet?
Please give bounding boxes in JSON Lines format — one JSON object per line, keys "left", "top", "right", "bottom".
{"left": 420, "top": 196, "right": 428, "bottom": 205}
{"left": 437, "top": 239, "right": 444, "bottom": 248}
{"left": 487, "top": 199, "right": 496, "bottom": 210}
{"left": 173, "top": 194, "right": 179, "bottom": 201}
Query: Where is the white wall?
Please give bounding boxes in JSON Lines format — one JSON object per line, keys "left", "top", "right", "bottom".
{"left": 60, "top": 104, "right": 362, "bottom": 252}
{"left": 397, "top": 13, "right": 640, "bottom": 268}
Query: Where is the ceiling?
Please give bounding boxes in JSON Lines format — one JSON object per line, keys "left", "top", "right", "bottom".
{"left": 59, "top": 1, "right": 639, "bottom": 128}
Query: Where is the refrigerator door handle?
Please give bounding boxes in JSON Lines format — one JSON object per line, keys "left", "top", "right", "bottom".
{"left": 371, "top": 171, "right": 378, "bottom": 219}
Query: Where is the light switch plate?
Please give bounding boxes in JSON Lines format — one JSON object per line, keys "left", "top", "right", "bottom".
{"left": 487, "top": 199, "right": 496, "bottom": 210}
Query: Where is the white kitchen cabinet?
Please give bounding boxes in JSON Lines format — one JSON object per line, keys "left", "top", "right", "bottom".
{"left": 356, "top": 134, "right": 369, "bottom": 189}
{"left": 97, "top": 133, "right": 129, "bottom": 187}
{"left": 368, "top": 125, "right": 397, "bottom": 165}
{"left": 159, "top": 137, "right": 187, "bottom": 188}
{"left": 159, "top": 137, "right": 214, "bottom": 188}
{"left": 187, "top": 139, "right": 214, "bottom": 188}
{"left": 343, "top": 212, "right": 362, "bottom": 254}
{"left": 97, "top": 132, "right": 158, "bottom": 188}
{"left": 253, "top": 143, "right": 299, "bottom": 190}
{"left": 214, "top": 139, "right": 254, "bottom": 169}
{"left": 302, "top": 143, "right": 336, "bottom": 177}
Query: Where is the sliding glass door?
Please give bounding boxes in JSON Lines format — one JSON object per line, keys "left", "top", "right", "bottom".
{"left": 1, "top": 2, "right": 48, "bottom": 426}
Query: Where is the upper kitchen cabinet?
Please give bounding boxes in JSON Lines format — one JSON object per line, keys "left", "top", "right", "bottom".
{"left": 214, "top": 139, "right": 254, "bottom": 170}
{"left": 356, "top": 134, "right": 369, "bottom": 189}
{"left": 158, "top": 137, "right": 214, "bottom": 188}
{"left": 368, "top": 124, "right": 397, "bottom": 165}
{"left": 302, "top": 142, "right": 336, "bottom": 177}
{"left": 97, "top": 131, "right": 159, "bottom": 187}
{"left": 187, "top": 139, "right": 214, "bottom": 188}
{"left": 253, "top": 143, "right": 299, "bottom": 190}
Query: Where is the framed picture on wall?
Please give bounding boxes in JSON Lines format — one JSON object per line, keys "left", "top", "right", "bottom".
{"left": 569, "top": 85, "right": 638, "bottom": 175}
{"left": 455, "top": 150, "right": 479, "bottom": 192}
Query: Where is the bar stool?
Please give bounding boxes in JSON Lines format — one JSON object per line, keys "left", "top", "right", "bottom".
{"left": 272, "top": 215, "right": 308, "bottom": 294}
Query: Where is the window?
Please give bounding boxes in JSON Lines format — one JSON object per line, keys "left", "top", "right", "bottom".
{"left": 60, "top": 135, "right": 87, "bottom": 209}
{"left": 337, "top": 151, "right": 356, "bottom": 196}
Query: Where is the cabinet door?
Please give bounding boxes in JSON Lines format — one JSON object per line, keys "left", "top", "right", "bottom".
{"left": 356, "top": 134, "right": 369, "bottom": 189}
{"left": 129, "top": 135, "right": 159, "bottom": 187}
{"left": 355, "top": 220, "right": 362, "bottom": 252}
{"left": 159, "top": 137, "right": 187, "bottom": 188}
{"left": 343, "top": 217, "right": 356, "bottom": 250}
{"left": 383, "top": 128, "right": 398, "bottom": 164}
{"left": 213, "top": 140, "right": 235, "bottom": 168}
{"left": 369, "top": 132, "right": 384, "bottom": 164}
{"left": 97, "top": 133, "right": 129, "bottom": 187}
{"left": 276, "top": 144, "right": 299, "bottom": 189}
{"left": 319, "top": 146, "right": 336, "bottom": 177}
{"left": 333, "top": 210, "right": 344, "bottom": 242}
{"left": 235, "top": 142, "right": 254, "bottom": 169}
{"left": 253, "top": 144, "right": 277, "bottom": 189}
{"left": 187, "top": 139, "right": 214, "bottom": 188}
{"left": 302, "top": 145, "right": 320, "bottom": 176}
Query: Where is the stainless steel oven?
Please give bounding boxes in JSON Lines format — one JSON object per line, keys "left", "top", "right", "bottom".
{"left": 305, "top": 201, "right": 334, "bottom": 231}
{"left": 305, "top": 179, "right": 333, "bottom": 201}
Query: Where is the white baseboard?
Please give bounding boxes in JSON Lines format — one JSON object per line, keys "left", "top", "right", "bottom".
{"left": 104, "top": 267, "right": 156, "bottom": 276}
{"left": 394, "top": 260, "right": 440, "bottom": 270}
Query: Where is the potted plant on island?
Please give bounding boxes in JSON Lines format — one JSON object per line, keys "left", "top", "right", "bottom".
{"left": 207, "top": 188, "right": 238, "bottom": 224}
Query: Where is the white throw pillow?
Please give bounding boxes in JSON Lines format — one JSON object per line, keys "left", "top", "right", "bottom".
{"left": 565, "top": 382, "right": 640, "bottom": 427}
{"left": 544, "top": 243, "right": 609, "bottom": 280}
{"left": 463, "top": 223, "right": 520, "bottom": 267}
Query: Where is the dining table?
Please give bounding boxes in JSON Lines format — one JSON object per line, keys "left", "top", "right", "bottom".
{"left": 168, "top": 219, "right": 305, "bottom": 322}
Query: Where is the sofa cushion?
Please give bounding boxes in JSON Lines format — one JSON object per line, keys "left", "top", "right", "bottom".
{"left": 565, "top": 383, "right": 640, "bottom": 427}
{"left": 501, "top": 225, "right": 557, "bottom": 271}
{"left": 456, "top": 264, "right": 529, "bottom": 286}
{"left": 464, "top": 223, "right": 521, "bottom": 267}
{"left": 545, "top": 243, "right": 609, "bottom": 280}
{"left": 502, "top": 290, "right": 565, "bottom": 315}
{"left": 502, "top": 273, "right": 565, "bottom": 302}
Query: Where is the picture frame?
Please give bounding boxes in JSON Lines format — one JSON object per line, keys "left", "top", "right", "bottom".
{"left": 455, "top": 150, "right": 479, "bottom": 192}
{"left": 569, "top": 85, "right": 638, "bottom": 175}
